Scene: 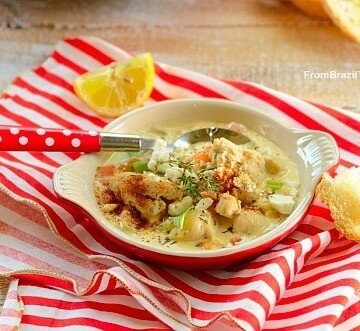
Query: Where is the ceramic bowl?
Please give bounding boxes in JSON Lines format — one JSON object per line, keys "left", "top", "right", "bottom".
{"left": 53, "top": 99, "right": 339, "bottom": 270}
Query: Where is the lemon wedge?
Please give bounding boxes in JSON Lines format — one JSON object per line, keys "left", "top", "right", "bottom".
{"left": 291, "top": 0, "right": 329, "bottom": 18}
{"left": 323, "top": 0, "right": 360, "bottom": 44}
{"left": 74, "top": 53, "right": 155, "bottom": 117}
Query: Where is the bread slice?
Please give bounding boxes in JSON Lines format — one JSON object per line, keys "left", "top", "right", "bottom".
{"left": 323, "top": 0, "right": 360, "bottom": 44}
{"left": 316, "top": 167, "right": 360, "bottom": 242}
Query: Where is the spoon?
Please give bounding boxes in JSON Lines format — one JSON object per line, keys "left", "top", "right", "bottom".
{"left": 0, "top": 126, "right": 249, "bottom": 152}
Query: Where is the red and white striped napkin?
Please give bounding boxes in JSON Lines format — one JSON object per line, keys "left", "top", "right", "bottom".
{"left": 0, "top": 36, "right": 360, "bottom": 331}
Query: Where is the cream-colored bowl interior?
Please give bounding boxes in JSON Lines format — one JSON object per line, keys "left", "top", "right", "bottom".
{"left": 54, "top": 99, "right": 339, "bottom": 258}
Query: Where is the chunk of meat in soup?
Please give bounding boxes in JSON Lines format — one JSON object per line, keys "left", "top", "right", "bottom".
{"left": 233, "top": 209, "right": 275, "bottom": 235}
{"left": 111, "top": 172, "right": 183, "bottom": 217}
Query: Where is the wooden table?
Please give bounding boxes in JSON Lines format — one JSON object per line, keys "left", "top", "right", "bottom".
{"left": 1, "top": 0, "right": 359, "bottom": 312}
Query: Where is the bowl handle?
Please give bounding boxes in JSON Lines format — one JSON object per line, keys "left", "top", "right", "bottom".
{"left": 291, "top": 129, "right": 340, "bottom": 180}
{"left": 53, "top": 157, "right": 93, "bottom": 203}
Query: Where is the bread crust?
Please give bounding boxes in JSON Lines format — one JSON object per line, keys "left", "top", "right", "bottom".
{"left": 316, "top": 168, "right": 360, "bottom": 242}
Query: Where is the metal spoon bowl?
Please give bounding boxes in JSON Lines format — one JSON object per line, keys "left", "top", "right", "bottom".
{"left": 173, "top": 127, "right": 250, "bottom": 148}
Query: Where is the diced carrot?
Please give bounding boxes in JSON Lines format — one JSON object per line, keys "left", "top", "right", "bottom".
{"left": 194, "top": 147, "right": 212, "bottom": 165}
{"left": 201, "top": 191, "right": 217, "bottom": 200}
{"left": 98, "top": 165, "right": 116, "bottom": 177}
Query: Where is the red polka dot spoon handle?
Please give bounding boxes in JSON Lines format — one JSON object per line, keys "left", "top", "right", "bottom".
{"left": 0, "top": 126, "right": 154, "bottom": 152}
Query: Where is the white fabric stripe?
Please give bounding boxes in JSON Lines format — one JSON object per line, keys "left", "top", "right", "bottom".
{"left": 283, "top": 269, "right": 360, "bottom": 298}
{"left": 255, "top": 229, "right": 331, "bottom": 261}
{"left": 333, "top": 295, "right": 360, "bottom": 331}
{"left": 107, "top": 267, "right": 191, "bottom": 329}
{"left": 0, "top": 115, "right": 17, "bottom": 125}
{"left": 284, "top": 228, "right": 328, "bottom": 246}
{"left": 0, "top": 254, "right": 32, "bottom": 270}
{"left": 0, "top": 165, "right": 75, "bottom": 220}
{"left": 293, "top": 259, "right": 360, "bottom": 287}
{"left": 301, "top": 229, "right": 332, "bottom": 262}
{"left": 132, "top": 291, "right": 193, "bottom": 330}
{"left": 0, "top": 98, "right": 63, "bottom": 128}
{"left": 265, "top": 323, "right": 333, "bottom": 331}
{"left": 7, "top": 152, "right": 57, "bottom": 173}
{"left": 22, "top": 305, "right": 164, "bottom": 329}
{"left": 20, "top": 325, "right": 98, "bottom": 331}
{"left": 20, "top": 284, "right": 142, "bottom": 309}
{"left": 154, "top": 76, "right": 200, "bottom": 99}
{"left": 339, "top": 148, "right": 360, "bottom": 165}
{"left": 0, "top": 317, "right": 20, "bottom": 326}
{"left": 248, "top": 81, "right": 360, "bottom": 144}
{"left": 335, "top": 164, "right": 349, "bottom": 175}
{"left": 334, "top": 316, "right": 360, "bottom": 331}
{"left": 132, "top": 262, "right": 275, "bottom": 317}
{"left": 19, "top": 275, "right": 168, "bottom": 331}
{"left": 304, "top": 242, "right": 360, "bottom": 267}
{"left": 0, "top": 279, "right": 20, "bottom": 329}
{"left": 327, "top": 105, "right": 360, "bottom": 121}
{"left": 206, "top": 262, "right": 286, "bottom": 295}
{"left": 40, "top": 152, "right": 74, "bottom": 167}
{"left": 272, "top": 286, "right": 355, "bottom": 312}
{"left": 299, "top": 214, "right": 334, "bottom": 230}
{"left": 115, "top": 263, "right": 179, "bottom": 294}
{"left": 178, "top": 295, "right": 266, "bottom": 316}
{"left": 293, "top": 247, "right": 360, "bottom": 278}
{"left": 190, "top": 316, "right": 253, "bottom": 331}
{"left": 252, "top": 245, "right": 298, "bottom": 263}
{"left": 0, "top": 205, "right": 107, "bottom": 271}
{"left": 264, "top": 304, "right": 345, "bottom": 328}
{"left": 57, "top": 40, "right": 108, "bottom": 69}
{"left": 0, "top": 234, "right": 92, "bottom": 281}
{"left": 41, "top": 58, "right": 79, "bottom": 86}
{"left": 92, "top": 273, "right": 112, "bottom": 294}
{"left": 0, "top": 156, "right": 59, "bottom": 193}
{"left": 82, "top": 36, "right": 132, "bottom": 61}
{"left": 169, "top": 270, "right": 277, "bottom": 300}
{"left": 44, "top": 57, "right": 81, "bottom": 80}
{"left": 19, "top": 72, "right": 99, "bottom": 121}
{"left": 4, "top": 85, "right": 102, "bottom": 131}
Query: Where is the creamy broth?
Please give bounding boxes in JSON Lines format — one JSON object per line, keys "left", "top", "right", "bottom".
{"left": 93, "top": 121, "right": 300, "bottom": 251}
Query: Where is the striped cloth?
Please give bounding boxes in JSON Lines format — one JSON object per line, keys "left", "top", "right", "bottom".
{"left": 0, "top": 36, "right": 360, "bottom": 331}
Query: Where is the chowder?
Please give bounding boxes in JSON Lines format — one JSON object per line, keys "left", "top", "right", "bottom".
{"left": 93, "top": 121, "right": 300, "bottom": 251}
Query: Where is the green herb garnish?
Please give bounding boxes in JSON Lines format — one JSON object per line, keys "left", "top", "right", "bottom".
{"left": 179, "top": 173, "right": 201, "bottom": 200}
{"left": 198, "top": 171, "right": 219, "bottom": 193}
{"left": 165, "top": 158, "right": 219, "bottom": 200}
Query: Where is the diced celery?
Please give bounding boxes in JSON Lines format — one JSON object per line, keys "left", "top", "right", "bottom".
{"left": 169, "top": 208, "right": 192, "bottom": 229}
{"left": 266, "top": 180, "right": 283, "bottom": 190}
{"left": 132, "top": 160, "right": 149, "bottom": 173}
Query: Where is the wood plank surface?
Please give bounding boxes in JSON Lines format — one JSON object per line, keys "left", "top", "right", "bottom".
{"left": 0, "top": 0, "right": 359, "bottom": 311}
{"left": 0, "top": 0, "right": 360, "bottom": 111}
